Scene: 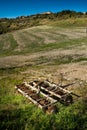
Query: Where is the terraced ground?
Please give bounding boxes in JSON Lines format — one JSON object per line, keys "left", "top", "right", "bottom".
{"left": 0, "top": 25, "right": 87, "bottom": 80}
{"left": 0, "top": 24, "right": 87, "bottom": 130}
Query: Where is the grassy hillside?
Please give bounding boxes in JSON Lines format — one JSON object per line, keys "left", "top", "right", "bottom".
{"left": 0, "top": 19, "right": 87, "bottom": 130}
{"left": 0, "top": 10, "right": 87, "bottom": 34}
{"left": 0, "top": 24, "right": 87, "bottom": 56}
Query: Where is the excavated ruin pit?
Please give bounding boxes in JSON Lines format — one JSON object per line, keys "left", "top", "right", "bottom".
{"left": 41, "top": 89, "right": 50, "bottom": 95}
{"left": 47, "top": 86, "right": 56, "bottom": 91}
{"left": 16, "top": 83, "right": 25, "bottom": 88}
{"left": 42, "top": 85, "right": 49, "bottom": 88}
{"left": 55, "top": 90, "right": 66, "bottom": 96}
{"left": 38, "top": 99, "right": 50, "bottom": 106}
{"left": 16, "top": 84, "right": 28, "bottom": 90}
{"left": 30, "top": 94, "right": 41, "bottom": 101}
{"left": 15, "top": 79, "right": 80, "bottom": 113}
{"left": 27, "top": 90, "right": 36, "bottom": 95}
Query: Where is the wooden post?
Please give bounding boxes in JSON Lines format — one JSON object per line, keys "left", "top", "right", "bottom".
{"left": 37, "top": 85, "right": 41, "bottom": 96}
{"left": 59, "top": 73, "right": 63, "bottom": 86}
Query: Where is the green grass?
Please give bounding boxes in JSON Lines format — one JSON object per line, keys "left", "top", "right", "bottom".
{"left": 0, "top": 33, "right": 18, "bottom": 56}
{"left": 0, "top": 79, "right": 87, "bottom": 130}
{"left": 30, "top": 54, "right": 87, "bottom": 67}
{"left": 10, "top": 37, "right": 87, "bottom": 56}
{"left": 0, "top": 23, "right": 87, "bottom": 57}
{"left": 52, "top": 56, "right": 87, "bottom": 65}
{"left": 0, "top": 64, "right": 87, "bottom": 130}
{"left": 0, "top": 21, "right": 87, "bottom": 129}
{"left": 27, "top": 37, "right": 87, "bottom": 52}
{"left": 50, "top": 18, "right": 87, "bottom": 28}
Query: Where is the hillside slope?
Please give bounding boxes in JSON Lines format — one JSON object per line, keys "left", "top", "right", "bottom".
{"left": 0, "top": 22, "right": 87, "bottom": 130}
{"left": 0, "top": 24, "right": 87, "bottom": 79}
{"left": 0, "top": 10, "right": 87, "bottom": 34}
